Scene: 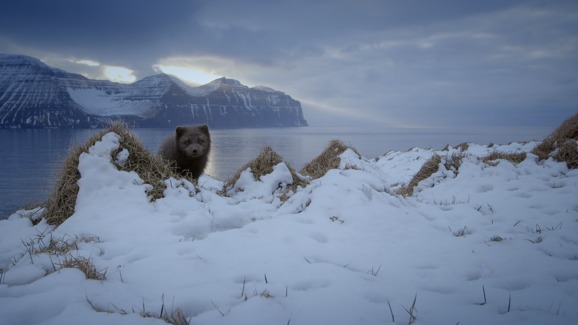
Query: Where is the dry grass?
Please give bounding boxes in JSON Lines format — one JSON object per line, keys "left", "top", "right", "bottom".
{"left": 107, "top": 124, "right": 193, "bottom": 198}
{"left": 444, "top": 152, "right": 465, "bottom": 173}
{"left": 58, "top": 256, "right": 106, "bottom": 280}
{"left": 533, "top": 112, "right": 578, "bottom": 168}
{"left": 398, "top": 155, "right": 442, "bottom": 196}
{"left": 553, "top": 139, "right": 578, "bottom": 169}
{"left": 44, "top": 122, "right": 187, "bottom": 226}
{"left": 20, "top": 232, "right": 105, "bottom": 280}
{"left": 22, "top": 232, "right": 99, "bottom": 258}
{"left": 222, "top": 145, "right": 308, "bottom": 195}
{"left": 86, "top": 296, "right": 191, "bottom": 325}
{"left": 442, "top": 142, "right": 469, "bottom": 152}
{"left": 141, "top": 307, "right": 190, "bottom": 325}
{"left": 43, "top": 133, "right": 94, "bottom": 226}
{"left": 300, "top": 139, "right": 360, "bottom": 179}
{"left": 34, "top": 237, "right": 79, "bottom": 255}
{"left": 455, "top": 142, "right": 470, "bottom": 152}
{"left": 480, "top": 151, "right": 527, "bottom": 166}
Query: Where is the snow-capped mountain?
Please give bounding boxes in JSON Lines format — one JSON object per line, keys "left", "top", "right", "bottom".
{"left": 0, "top": 54, "right": 308, "bottom": 128}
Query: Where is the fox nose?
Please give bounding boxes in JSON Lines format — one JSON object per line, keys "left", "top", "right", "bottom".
{"left": 192, "top": 149, "right": 198, "bottom": 154}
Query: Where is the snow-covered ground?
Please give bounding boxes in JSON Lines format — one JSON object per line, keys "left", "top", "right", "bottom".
{"left": 1, "top": 132, "right": 577, "bottom": 325}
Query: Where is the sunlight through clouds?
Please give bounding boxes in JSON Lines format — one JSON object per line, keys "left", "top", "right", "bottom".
{"left": 300, "top": 98, "right": 403, "bottom": 127}
{"left": 103, "top": 66, "right": 136, "bottom": 83}
{"left": 153, "top": 64, "right": 220, "bottom": 85}
{"left": 153, "top": 56, "right": 237, "bottom": 85}
{"left": 65, "top": 57, "right": 136, "bottom": 83}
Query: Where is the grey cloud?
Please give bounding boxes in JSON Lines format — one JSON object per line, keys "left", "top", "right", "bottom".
{"left": 0, "top": 0, "right": 203, "bottom": 73}
{"left": 0, "top": 0, "right": 576, "bottom": 128}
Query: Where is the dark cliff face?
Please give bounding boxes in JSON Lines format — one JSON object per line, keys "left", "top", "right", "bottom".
{"left": 0, "top": 54, "right": 308, "bottom": 128}
{"left": 0, "top": 54, "right": 94, "bottom": 128}
{"left": 143, "top": 78, "right": 308, "bottom": 128}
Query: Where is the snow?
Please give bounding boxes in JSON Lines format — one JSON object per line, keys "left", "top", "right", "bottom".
{"left": 252, "top": 86, "right": 277, "bottom": 93}
{"left": 67, "top": 88, "right": 157, "bottom": 118}
{"left": 185, "top": 78, "right": 278, "bottom": 98}
{"left": 185, "top": 78, "right": 240, "bottom": 97}
{"left": 66, "top": 74, "right": 176, "bottom": 118}
{"left": 1, "top": 132, "right": 577, "bottom": 325}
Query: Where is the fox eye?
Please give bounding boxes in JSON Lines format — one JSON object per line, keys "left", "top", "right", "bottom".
{"left": 182, "top": 140, "right": 191, "bottom": 146}
{"left": 197, "top": 139, "right": 204, "bottom": 144}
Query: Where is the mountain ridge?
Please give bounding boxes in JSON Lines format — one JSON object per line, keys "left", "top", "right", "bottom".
{"left": 0, "top": 54, "right": 308, "bottom": 128}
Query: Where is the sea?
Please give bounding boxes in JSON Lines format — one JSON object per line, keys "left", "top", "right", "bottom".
{"left": 0, "top": 126, "right": 552, "bottom": 219}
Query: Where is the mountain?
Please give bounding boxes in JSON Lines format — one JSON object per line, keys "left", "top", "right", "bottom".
{"left": 0, "top": 54, "right": 308, "bottom": 128}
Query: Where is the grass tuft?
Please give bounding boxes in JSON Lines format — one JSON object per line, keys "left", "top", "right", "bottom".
{"left": 480, "top": 151, "right": 527, "bottom": 166}
{"left": 35, "top": 237, "right": 79, "bottom": 255}
{"left": 533, "top": 112, "right": 578, "bottom": 168}
{"left": 43, "top": 122, "right": 189, "bottom": 226}
{"left": 442, "top": 142, "right": 469, "bottom": 152}
{"left": 87, "top": 296, "right": 190, "bottom": 325}
{"left": 398, "top": 155, "right": 441, "bottom": 196}
{"left": 444, "top": 152, "right": 465, "bottom": 174}
{"left": 222, "top": 145, "right": 307, "bottom": 196}
{"left": 141, "top": 307, "right": 190, "bottom": 325}
{"left": 452, "top": 226, "right": 471, "bottom": 237}
{"left": 108, "top": 124, "right": 194, "bottom": 199}
{"left": 300, "top": 139, "right": 360, "bottom": 179}
{"left": 59, "top": 255, "right": 106, "bottom": 280}
{"left": 553, "top": 139, "right": 578, "bottom": 169}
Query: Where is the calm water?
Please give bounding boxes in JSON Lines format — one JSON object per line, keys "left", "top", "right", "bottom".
{"left": 0, "top": 126, "right": 551, "bottom": 218}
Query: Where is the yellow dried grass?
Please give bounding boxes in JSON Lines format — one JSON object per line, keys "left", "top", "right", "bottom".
{"left": 480, "top": 151, "right": 527, "bottom": 166}
{"left": 398, "top": 155, "right": 442, "bottom": 196}
{"left": 532, "top": 112, "right": 578, "bottom": 168}
{"left": 44, "top": 122, "right": 186, "bottom": 226}
{"left": 299, "top": 139, "right": 359, "bottom": 179}
{"left": 222, "top": 145, "right": 307, "bottom": 194}
{"left": 59, "top": 256, "right": 106, "bottom": 280}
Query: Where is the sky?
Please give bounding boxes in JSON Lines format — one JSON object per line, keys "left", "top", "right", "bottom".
{"left": 0, "top": 0, "right": 577, "bottom": 128}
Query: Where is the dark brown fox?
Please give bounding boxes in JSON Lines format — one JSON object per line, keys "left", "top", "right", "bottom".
{"left": 158, "top": 124, "right": 211, "bottom": 178}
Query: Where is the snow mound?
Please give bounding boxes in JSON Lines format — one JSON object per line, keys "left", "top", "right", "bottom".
{"left": 1, "top": 132, "right": 578, "bottom": 325}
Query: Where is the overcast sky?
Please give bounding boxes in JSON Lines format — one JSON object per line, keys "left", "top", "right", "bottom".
{"left": 1, "top": 0, "right": 576, "bottom": 128}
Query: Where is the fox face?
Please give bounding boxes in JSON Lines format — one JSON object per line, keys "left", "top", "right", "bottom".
{"left": 176, "top": 125, "right": 211, "bottom": 159}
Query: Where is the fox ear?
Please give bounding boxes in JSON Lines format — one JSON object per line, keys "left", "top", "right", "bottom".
{"left": 198, "top": 124, "right": 209, "bottom": 134}
{"left": 176, "top": 126, "right": 186, "bottom": 137}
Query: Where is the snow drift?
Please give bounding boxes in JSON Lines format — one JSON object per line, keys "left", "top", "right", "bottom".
{"left": 0, "top": 120, "right": 577, "bottom": 325}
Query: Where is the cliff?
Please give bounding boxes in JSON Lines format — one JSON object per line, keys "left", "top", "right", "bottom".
{"left": 0, "top": 54, "right": 308, "bottom": 128}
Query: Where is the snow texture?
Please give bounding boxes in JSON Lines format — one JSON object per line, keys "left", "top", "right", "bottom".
{"left": 1, "top": 134, "right": 577, "bottom": 325}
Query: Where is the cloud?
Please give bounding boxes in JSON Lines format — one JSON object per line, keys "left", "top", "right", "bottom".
{"left": 103, "top": 66, "right": 136, "bottom": 83}
{"left": 152, "top": 56, "right": 240, "bottom": 85}
{"left": 0, "top": 0, "right": 576, "bottom": 128}
{"left": 69, "top": 58, "right": 100, "bottom": 67}
{"left": 153, "top": 64, "right": 220, "bottom": 86}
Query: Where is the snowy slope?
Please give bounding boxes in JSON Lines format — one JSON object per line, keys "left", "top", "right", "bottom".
{"left": 0, "top": 134, "right": 576, "bottom": 325}
{"left": 66, "top": 75, "right": 174, "bottom": 118}
{"left": 184, "top": 77, "right": 238, "bottom": 97}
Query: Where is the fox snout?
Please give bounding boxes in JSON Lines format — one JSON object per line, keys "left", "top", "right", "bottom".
{"left": 186, "top": 145, "right": 204, "bottom": 157}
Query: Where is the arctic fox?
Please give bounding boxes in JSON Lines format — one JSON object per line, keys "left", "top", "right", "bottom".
{"left": 158, "top": 124, "right": 211, "bottom": 178}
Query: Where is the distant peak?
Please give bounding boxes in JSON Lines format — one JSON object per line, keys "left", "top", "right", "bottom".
{"left": 141, "top": 73, "right": 172, "bottom": 81}
{"left": 208, "top": 77, "right": 245, "bottom": 88}
{"left": 0, "top": 53, "right": 50, "bottom": 68}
